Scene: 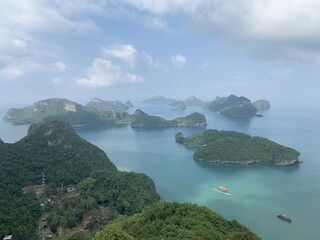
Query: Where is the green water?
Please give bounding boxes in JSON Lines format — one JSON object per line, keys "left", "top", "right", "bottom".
{"left": 1, "top": 104, "right": 320, "bottom": 240}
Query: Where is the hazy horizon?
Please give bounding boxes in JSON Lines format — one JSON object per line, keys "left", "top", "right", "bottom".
{"left": 0, "top": 1, "right": 319, "bottom": 108}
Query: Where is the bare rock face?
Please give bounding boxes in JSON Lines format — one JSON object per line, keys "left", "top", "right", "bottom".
{"left": 64, "top": 103, "right": 78, "bottom": 112}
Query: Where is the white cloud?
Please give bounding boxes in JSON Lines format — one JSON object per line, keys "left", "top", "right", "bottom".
{"left": 0, "top": 1, "right": 106, "bottom": 79}
{"left": 122, "top": 0, "right": 320, "bottom": 61}
{"left": 200, "top": 62, "right": 209, "bottom": 68}
{"left": 101, "top": 44, "right": 138, "bottom": 68}
{"left": 170, "top": 54, "right": 187, "bottom": 67}
{"left": 12, "top": 38, "right": 28, "bottom": 49}
{"left": 77, "top": 58, "right": 144, "bottom": 87}
{"left": 270, "top": 69, "right": 292, "bottom": 77}
{"left": 52, "top": 77, "right": 63, "bottom": 85}
{"left": 0, "top": 61, "right": 45, "bottom": 79}
{"left": 53, "top": 62, "right": 67, "bottom": 71}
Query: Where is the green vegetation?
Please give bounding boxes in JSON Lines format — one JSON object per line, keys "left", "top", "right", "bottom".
{"left": 184, "top": 96, "right": 205, "bottom": 106}
{"left": 3, "top": 98, "right": 85, "bottom": 124}
{"left": 85, "top": 98, "right": 131, "bottom": 112}
{"left": 126, "top": 109, "right": 207, "bottom": 127}
{"left": 176, "top": 129, "right": 300, "bottom": 165}
{"left": 143, "top": 95, "right": 176, "bottom": 104}
{"left": 93, "top": 202, "right": 260, "bottom": 240}
{"left": 204, "top": 95, "right": 257, "bottom": 117}
{"left": 169, "top": 100, "right": 187, "bottom": 110}
{"left": 252, "top": 99, "right": 271, "bottom": 111}
{"left": 0, "top": 121, "right": 159, "bottom": 239}
{"left": 4, "top": 99, "right": 206, "bottom": 128}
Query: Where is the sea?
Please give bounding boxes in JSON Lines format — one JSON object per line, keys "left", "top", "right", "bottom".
{"left": 1, "top": 102, "right": 319, "bottom": 240}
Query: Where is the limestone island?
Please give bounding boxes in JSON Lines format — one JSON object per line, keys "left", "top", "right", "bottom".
{"left": 252, "top": 99, "right": 271, "bottom": 111}
{"left": 122, "top": 109, "right": 207, "bottom": 128}
{"left": 204, "top": 94, "right": 258, "bottom": 117}
{"left": 169, "top": 100, "right": 187, "bottom": 110}
{"left": 85, "top": 98, "right": 133, "bottom": 112}
{"left": 3, "top": 98, "right": 206, "bottom": 128}
{"left": 143, "top": 95, "right": 176, "bottom": 105}
{"left": 175, "top": 129, "right": 300, "bottom": 166}
{"left": 184, "top": 96, "right": 205, "bottom": 106}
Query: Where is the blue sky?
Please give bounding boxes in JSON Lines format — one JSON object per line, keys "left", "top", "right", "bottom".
{"left": 0, "top": 0, "right": 319, "bottom": 107}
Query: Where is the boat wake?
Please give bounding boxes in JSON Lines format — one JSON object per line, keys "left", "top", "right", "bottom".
{"left": 212, "top": 188, "right": 231, "bottom": 196}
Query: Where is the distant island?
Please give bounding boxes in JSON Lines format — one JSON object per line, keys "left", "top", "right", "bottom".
{"left": 3, "top": 98, "right": 207, "bottom": 128}
{"left": 122, "top": 109, "right": 207, "bottom": 128}
{"left": 143, "top": 95, "right": 206, "bottom": 110}
{"left": 252, "top": 99, "right": 271, "bottom": 111}
{"left": 4, "top": 98, "right": 86, "bottom": 125}
{"left": 143, "top": 95, "right": 176, "bottom": 105}
{"left": 85, "top": 98, "right": 133, "bottom": 112}
{"left": 176, "top": 129, "right": 300, "bottom": 166}
{"left": 184, "top": 96, "right": 205, "bottom": 106}
{"left": 169, "top": 100, "right": 187, "bottom": 110}
{"left": 93, "top": 202, "right": 260, "bottom": 240}
{"left": 204, "top": 94, "right": 258, "bottom": 117}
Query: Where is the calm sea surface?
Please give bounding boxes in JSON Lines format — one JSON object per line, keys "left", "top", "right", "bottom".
{"left": 1, "top": 103, "right": 319, "bottom": 240}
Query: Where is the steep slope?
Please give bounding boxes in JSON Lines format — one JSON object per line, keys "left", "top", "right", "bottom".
{"left": 85, "top": 98, "right": 130, "bottom": 112}
{"left": 204, "top": 95, "right": 257, "bottom": 117}
{"left": 122, "top": 109, "right": 207, "bottom": 127}
{"left": 0, "top": 121, "right": 159, "bottom": 239}
{"left": 93, "top": 202, "right": 260, "bottom": 240}
{"left": 184, "top": 96, "right": 205, "bottom": 106}
{"left": 4, "top": 98, "right": 85, "bottom": 124}
{"left": 252, "top": 99, "right": 271, "bottom": 111}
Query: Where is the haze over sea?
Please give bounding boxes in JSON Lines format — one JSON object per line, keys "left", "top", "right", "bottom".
{"left": 1, "top": 102, "right": 319, "bottom": 240}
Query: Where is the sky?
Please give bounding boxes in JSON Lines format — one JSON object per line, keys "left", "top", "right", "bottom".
{"left": 0, "top": 0, "right": 319, "bottom": 107}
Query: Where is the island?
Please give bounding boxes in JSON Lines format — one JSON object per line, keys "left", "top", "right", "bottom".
{"left": 121, "top": 109, "right": 207, "bottom": 128}
{"left": 0, "top": 121, "right": 159, "bottom": 239}
{"left": 252, "top": 99, "right": 271, "bottom": 111}
{"left": 184, "top": 95, "right": 205, "bottom": 106}
{"left": 85, "top": 98, "right": 133, "bottom": 112}
{"left": 3, "top": 98, "right": 207, "bottom": 128}
{"left": 93, "top": 202, "right": 260, "bottom": 240}
{"left": 175, "top": 129, "right": 300, "bottom": 166}
{"left": 169, "top": 100, "right": 187, "bottom": 110}
{"left": 143, "top": 95, "right": 176, "bottom": 105}
{"left": 203, "top": 94, "right": 258, "bottom": 117}
{"left": 3, "top": 98, "right": 85, "bottom": 125}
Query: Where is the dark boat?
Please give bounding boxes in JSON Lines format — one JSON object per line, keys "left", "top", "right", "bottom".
{"left": 277, "top": 214, "right": 292, "bottom": 223}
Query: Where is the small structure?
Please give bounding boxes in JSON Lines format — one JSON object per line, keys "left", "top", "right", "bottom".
{"left": 38, "top": 221, "right": 48, "bottom": 229}
{"left": 3, "top": 235, "right": 12, "bottom": 240}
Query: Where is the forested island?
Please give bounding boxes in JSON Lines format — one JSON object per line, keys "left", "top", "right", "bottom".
{"left": 0, "top": 121, "right": 259, "bottom": 239}
{"left": 3, "top": 98, "right": 206, "bottom": 128}
{"left": 85, "top": 98, "right": 133, "bottom": 112}
{"left": 252, "top": 99, "right": 271, "bottom": 111}
{"left": 176, "top": 129, "right": 300, "bottom": 165}
{"left": 204, "top": 95, "right": 258, "bottom": 117}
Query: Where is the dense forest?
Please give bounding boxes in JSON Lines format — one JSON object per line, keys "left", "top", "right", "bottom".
{"left": 93, "top": 202, "right": 261, "bottom": 240}
{"left": 0, "top": 121, "right": 159, "bottom": 239}
{"left": 176, "top": 129, "right": 300, "bottom": 165}
{"left": 0, "top": 121, "right": 260, "bottom": 239}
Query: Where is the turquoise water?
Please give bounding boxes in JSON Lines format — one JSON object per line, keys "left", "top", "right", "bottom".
{"left": 1, "top": 104, "right": 319, "bottom": 240}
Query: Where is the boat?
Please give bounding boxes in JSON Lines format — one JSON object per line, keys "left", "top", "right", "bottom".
{"left": 277, "top": 214, "right": 292, "bottom": 223}
{"left": 219, "top": 186, "right": 228, "bottom": 193}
